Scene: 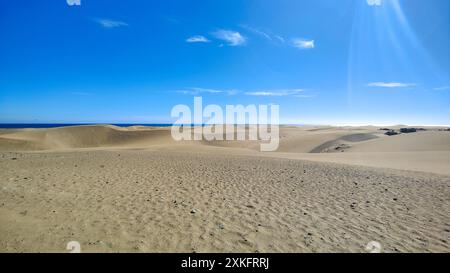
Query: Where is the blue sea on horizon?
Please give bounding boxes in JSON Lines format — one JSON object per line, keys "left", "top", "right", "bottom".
{"left": 0, "top": 124, "right": 173, "bottom": 129}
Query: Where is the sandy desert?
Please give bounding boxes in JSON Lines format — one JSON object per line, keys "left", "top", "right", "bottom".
{"left": 0, "top": 125, "right": 449, "bottom": 252}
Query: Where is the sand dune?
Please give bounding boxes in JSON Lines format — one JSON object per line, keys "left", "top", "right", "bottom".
{"left": 1, "top": 125, "right": 450, "bottom": 175}
{"left": 346, "top": 131, "right": 450, "bottom": 152}
{"left": 0, "top": 125, "right": 174, "bottom": 151}
{"left": 0, "top": 125, "right": 449, "bottom": 252}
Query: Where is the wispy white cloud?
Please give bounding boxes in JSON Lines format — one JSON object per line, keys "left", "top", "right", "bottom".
{"left": 292, "top": 38, "right": 315, "bottom": 49}
{"left": 275, "top": 35, "right": 285, "bottom": 43}
{"left": 293, "top": 94, "right": 316, "bottom": 98}
{"left": 240, "top": 25, "right": 271, "bottom": 40}
{"left": 433, "top": 86, "right": 450, "bottom": 91}
{"left": 245, "top": 89, "right": 305, "bottom": 97}
{"left": 366, "top": 0, "right": 382, "bottom": 6}
{"left": 175, "top": 87, "right": 312, "bottom": 97}
{"left": 245, "top": 92, "right": 281, "bottom": 97}
{"left": 95, "top": 18, "right": 128, "bottom": 28}
{"left": 240, "top": 25, "right": 289, "bottom": 46}
{"left": 212, "top": 29, "right": 246, "bottom": 46}
{"left": 186, "top": 35, "right": 210, "bottom": 43}
{"left": 367, "top": 82, "right": 416, "bottom": 88}
{"left": 176, "top": 87, "right": 238, "bottom": 95}
{"left": 66, "top": 0, "right": 81, "bottom": 6}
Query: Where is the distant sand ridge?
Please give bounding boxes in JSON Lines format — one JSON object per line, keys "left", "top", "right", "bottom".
{"left": 1, "top": 124, "right": 449, "bottom": 174}
{"left": 0, "top": 125, "right": 449, "bottom": 252}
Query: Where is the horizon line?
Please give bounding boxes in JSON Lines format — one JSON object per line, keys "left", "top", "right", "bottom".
{"left": 0, "top": 122, "right": 449, "bottom": 128}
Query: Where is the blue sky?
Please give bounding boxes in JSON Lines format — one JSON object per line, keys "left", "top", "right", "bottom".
{"left": 0, "top": 0, "right": 449, "bottom": 125}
